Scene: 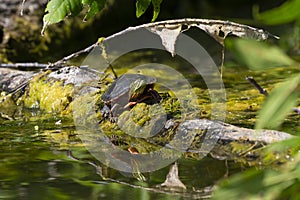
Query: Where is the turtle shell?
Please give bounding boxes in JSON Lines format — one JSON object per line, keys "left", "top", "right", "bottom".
{"left": 101, "top": 74, "right": 156, "bottom": 102}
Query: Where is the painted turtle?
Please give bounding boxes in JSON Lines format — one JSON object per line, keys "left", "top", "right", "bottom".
{"left": 101, "top": 74, "right": 161, "bottom": 121}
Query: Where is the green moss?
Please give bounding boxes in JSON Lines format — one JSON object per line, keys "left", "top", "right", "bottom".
{"left": 225, "top": 88, "right": 265, "bottom": 128}
{"left": 0, "top": 93, "right": 18, "bottom": 120}
{"left": 19, "top": 72, "right": 74, "bottom": 115}
{"left": 117, "top": 103, "right": 166, "bottom": 136}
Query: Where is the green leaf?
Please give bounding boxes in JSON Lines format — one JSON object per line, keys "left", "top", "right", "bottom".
{"left": 213, "top": 153, "right": 300, "bottom": 199}
{"left": 136, "top": 0, "right": 151, "bottom": 18}
{"left": 42, "top": 0, "right": 83, "bottom": 34}
{"left": 255, "top": 74, "right": 300, "bottom": 130}
{"left": 227, "top": 38, "right": 294, "bottom": 70}
{"left": 136, "top": 0, "right": 162, "bottom": 21}
{"left": 253, "top": 0, "right": 300, "bottom": 25}
{"left": 212, "top": 168, "right": 295, "bottom": 200}
{"left": 42, "top": 0, "right": 106, "bottom": 34}
{"left": 212, "top": 169, "right": 266, "bottom": 199}
{"left": 151, "top": 0, "right": 163, "bottom": 21}
{"left": 83, "top": 0, "right": 106, "bottom": 20}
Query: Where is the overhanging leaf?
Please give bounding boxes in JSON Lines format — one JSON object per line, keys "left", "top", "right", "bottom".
{"left": 83, "top": 0, "right": 106, "bottom": 20}
{"left": 253, "top": 0, "right": 300, "bottom": 25}
{"left": 136, "top": 0, "right": 162, "bottom": 21}
{"left": 227, "top": 38, "right": 294, "bottom": 70}
{"left": 136, "top": 0, "right": 151, "bottom": 18}
{"left": 42, "top": 0, "right": 83, "bottom": 34}
{"left": 151, "top": 0, "right": 163, "bottom": 21}
{"left": 255, "top": 74, "right": 300, "bottom": 130}
{"left": 42, "top": 0, "right": 106, "bottom": 34}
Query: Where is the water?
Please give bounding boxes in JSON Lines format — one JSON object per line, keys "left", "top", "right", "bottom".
{"left": 0, "top": 63, "right": 299, "bottom": 199}
{"left": 0, "top": 117, "right": 244, "bottom": 199}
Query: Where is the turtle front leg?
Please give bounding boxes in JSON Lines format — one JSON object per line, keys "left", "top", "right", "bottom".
{"left": 148, "top": 89, "right": 162, "bottom": 103}
{"left": 124, "top": 89, "right": 161, "bottom": 108}
{"left": 110, "top": 103, "right": 125, "bottom": 122}
{"left": 101, "top": 104, "right": 122, "bottom": 123}
{"left": 101, "top": 104, "right": 111, "bottom": 119}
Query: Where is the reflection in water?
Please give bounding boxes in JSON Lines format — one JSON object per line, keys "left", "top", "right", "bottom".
{"left": 160, "top": 162, "right": 186, "bottom": 189}
{"left": 66, "top": 150, "right": 220, "bottom": 199}
{"left": 1, "top": 118, "right": 233, "bottom": 199}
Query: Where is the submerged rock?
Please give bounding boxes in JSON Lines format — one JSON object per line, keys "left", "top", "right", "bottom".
{"left": 180, "top": 119, "right": 293, "bottom": 144}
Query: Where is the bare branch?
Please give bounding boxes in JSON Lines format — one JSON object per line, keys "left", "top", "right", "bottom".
{"left": 0, "top": 63, "right": 48, "bottom": 69}
{"left": 49, "top": 18, "right": 278, "bottom": 69}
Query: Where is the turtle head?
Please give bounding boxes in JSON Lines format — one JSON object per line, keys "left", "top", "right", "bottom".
{"left": 129, "top": 79, "right": 147, "bottom": 100}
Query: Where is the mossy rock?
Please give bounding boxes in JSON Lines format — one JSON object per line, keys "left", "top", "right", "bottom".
{"left": 18, "top": 71, "right": 74, "bottom": 114}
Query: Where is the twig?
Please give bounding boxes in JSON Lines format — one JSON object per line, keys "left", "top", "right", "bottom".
{"left": 246, "top": 76, "right": 300, "bottom": 114}
{"left": 48, "top": 42, "right": 99, "bottom": 68}
{"left": 10, "top": 80, "right": 31, "bottom": 95}
{"left": 0, "top": 63, "right": 48, "bottom": 70}
{"left": 246, "top": 76, "right": 268, "bottom": 96}
{"left": 20, "top": 0, "right": 26, "bottom": 16}
{"left": 220, "top": 45, "right": 225, "bottom": 77}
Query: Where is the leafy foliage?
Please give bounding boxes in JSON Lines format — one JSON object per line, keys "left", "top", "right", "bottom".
{"left": 254, "top": 0, "right": 300, "bottom": 25}
{"left": 214, "top": 2, "right": 300, "bottom": 196}
{"left": 136, "top": 0, "right": 163, "bottom": 21}
{"left": 136, "top": 0, "right": 151, "bottom": 18}
{"left": 151, "top": 0, "right": 163, "bottom": 21}
{"left": 42, "top": 0, "right": 106, "bottom": 34}
{"left": 226, "top": 38, "right": 299, "bottom": 130}
{"left": 82, "top": 0, "right": 106, "bottom": 20}
{"left": 227, "top": 38, "right": 294, "bottom": 70}
{"left": 42, "top": 0, "right": 163, "bottom": 34}
{"left": 213, "top": 151, "right": 300, "bottom": 200}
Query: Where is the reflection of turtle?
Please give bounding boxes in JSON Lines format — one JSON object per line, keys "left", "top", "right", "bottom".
{"left": 101, "top": 74, "right": 161, "bottom": 121}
